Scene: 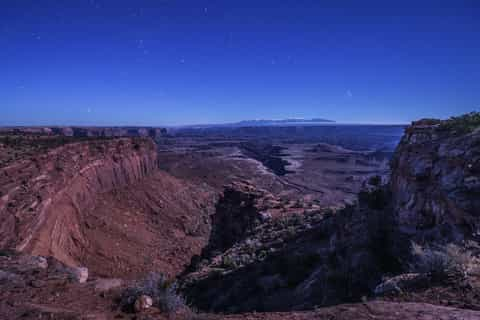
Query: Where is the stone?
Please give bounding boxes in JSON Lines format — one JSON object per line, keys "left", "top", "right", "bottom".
{"left": 94, "top": 278, "right": 123, "bottom": 292}
{"left": 374, "top": 273, "right": 429, "bottom": 296}
{"left": 17, "top": 255, "right": 48, "bottom": 271}
{"left": 70, "top": 267, "right": 89, "bottom": 283}
{"left": 30, "top": 279, "right": 46, "bottom": 288}
{"left": 0, "top": 270, "right": 20, "bottom": 282}
{"left": 464, "top": 176, "right": 480, "bottom": 191}
{"left": 134, "top": 295, "right": 153, "bottom": 313}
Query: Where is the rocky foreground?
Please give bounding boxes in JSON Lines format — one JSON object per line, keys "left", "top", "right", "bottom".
{"left": 0, "top": 113, "right": 479, "bottom": 319}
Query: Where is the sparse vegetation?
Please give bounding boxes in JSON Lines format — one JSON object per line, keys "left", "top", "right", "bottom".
{"left": 409, "top": 242, "right": 474, "bottom": 282}
{"left": 119, "top": 272, "right": 186, "bottom": 313}
{"left": 221, "top": 255, "right": 239, "bottom": 269}
{"left": 437, "top": 112, "right": 480, "bottom": 134}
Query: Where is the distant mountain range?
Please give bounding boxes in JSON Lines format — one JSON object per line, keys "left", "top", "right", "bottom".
{"left": 181, "top": 118, "right": 336, "bottom": 129}
{"left": 232, "top": 118, "right": 335, "bottom": 126}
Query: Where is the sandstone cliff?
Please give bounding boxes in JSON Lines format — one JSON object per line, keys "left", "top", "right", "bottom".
{"left": 0, "top": 138, "right": 158, "bottom": 266}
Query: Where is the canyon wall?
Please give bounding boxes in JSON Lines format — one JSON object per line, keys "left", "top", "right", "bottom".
{"left": 390, "top": 121, "right": 480, "bottom": 256}
{"left": 0, "top": 138, "right": 158, "bottom": 267}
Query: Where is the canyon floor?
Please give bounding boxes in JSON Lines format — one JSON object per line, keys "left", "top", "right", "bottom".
{"left": 1, "top": 120, "right": 479, "bottom": 319}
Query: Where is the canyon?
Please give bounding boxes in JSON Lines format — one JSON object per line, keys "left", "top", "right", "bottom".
{"left": 0, "top": 115, "right": 479, "bottom": 319}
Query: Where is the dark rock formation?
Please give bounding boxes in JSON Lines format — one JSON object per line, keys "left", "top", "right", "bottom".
{"left": 204, "top": 183, "right": 262, "bottom": 255}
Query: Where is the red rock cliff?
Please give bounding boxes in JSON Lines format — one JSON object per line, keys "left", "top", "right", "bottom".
{"left": 0, "top": 138, "right": 158, "bottom": 266}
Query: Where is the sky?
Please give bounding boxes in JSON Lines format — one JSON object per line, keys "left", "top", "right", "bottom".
{"left": 1, "top": 0, "right": 479, "bottom": 126}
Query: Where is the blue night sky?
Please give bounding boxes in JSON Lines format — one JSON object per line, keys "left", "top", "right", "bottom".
{"left": 1, "top": 1, "right": 479, "bottom": 126}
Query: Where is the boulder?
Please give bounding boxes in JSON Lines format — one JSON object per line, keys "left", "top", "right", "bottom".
{"left": 17, "top": 255, "right": 48, "bottom": 271}
{"left": 374, "top": 273, "right": 429, "bottom": 296}
{"left": 94, "top": 278, "right": 123, "bottom": 292}
{"left": 69, "top": 267, "right": 89, "bottom": 283}
{"left": 134, "top": 295, "right": 153, "bottom": 313}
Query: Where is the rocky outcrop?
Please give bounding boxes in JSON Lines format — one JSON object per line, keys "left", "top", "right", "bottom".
{"left": 204, "top": 183, "right": 263, "bottom": 256}
{"left": 0, "top": 138, "right": 158, "bottom": 267}
{"left": 390, "top": 121, "right": 480, "bottom": 257}
{"left": 182, "top": 186, "right": 395, "bottom": 313}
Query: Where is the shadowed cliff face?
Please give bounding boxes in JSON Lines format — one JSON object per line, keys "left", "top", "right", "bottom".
{"left": 204, "top": 186, "right": 261, "bottom": 255}
{"left": 390, "top": 123, "right": 480, "bottom": 255}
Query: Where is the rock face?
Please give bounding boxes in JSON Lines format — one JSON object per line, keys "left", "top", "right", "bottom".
{"left": 134, "top": 295, "right": 153, "bottom": 312}
{"left": 0, "top": 138, "right": 157, "bottom": 266}
{"left": 390, "top": 122, "right": 480, "bottom": 255}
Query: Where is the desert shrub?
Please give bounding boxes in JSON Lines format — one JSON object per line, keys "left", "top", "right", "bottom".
{"left": 257, "top": 250, "right": 268, "bottom": 261}
{"left": 221, "top": 255, "right": 238, "bottom": 269}
{"left": 409, "top": 242, "right": 472, "bottom": 282}
{"left": 119, "top": 272, "right": 185, "bottom": 313}
{"left": 287, "top": 226, "right": 296, "bottom": 237}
